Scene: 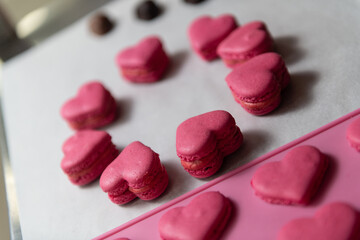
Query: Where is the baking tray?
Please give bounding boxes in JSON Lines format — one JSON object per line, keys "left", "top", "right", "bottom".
{"left": 1, "top": 0, "right": 360, "bottom": 239}
{"left": 96, "top": 108, "right": 360, "bottom": 239}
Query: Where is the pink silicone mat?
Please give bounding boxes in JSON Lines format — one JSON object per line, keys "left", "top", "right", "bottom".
{"left": 95, "top": 108, "right": 360, "bottom": 240}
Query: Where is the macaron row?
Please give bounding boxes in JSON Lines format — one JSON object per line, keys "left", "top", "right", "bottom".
{"left": 112, "top": 15, "right": 290, "bottom": 115}
{"left": 60, "top": 111, "right": 360, "bottom": 204}
{"left": 60, "top": 46, "right": 290, "bottom": 130}
{"left": 60, "top": 110, "right": 244, "bottom": 204}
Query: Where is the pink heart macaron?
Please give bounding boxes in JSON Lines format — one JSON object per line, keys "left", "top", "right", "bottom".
{"left": 60, "top": 130, "right": 119, "bottom": 186}
{"left": 346, "top": 117, "right": 360, "bottom": 152}
{"left": 277, "top": 202, "right": 360, "bottom": 240}
{"left": 176, "top": 110, "right": 243, "bottom": 178}
{"left": 115, "top": 36, "right": 169, "bottom": 83}
{"left": 158, "top": 191, "right": 232, "bottom": 240}
{"left": 251, "top": 145, "right": 328, "bottom": 205}
{"left": 60, "top": 81, "right": 117, "bottom": 130}
{"left": 188, "top": 14, "right": 237, "bottom": 61}
{"left": 100, "top": 141, "right": 168, "bottom": 205}
{"left": 217, "top": 21, "right": 274, "bottom": 68}
{"left": 225, "top": 52, "right": 290, "bottom": 115}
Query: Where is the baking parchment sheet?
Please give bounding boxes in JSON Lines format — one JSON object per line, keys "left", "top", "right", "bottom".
{"left": 2, "top": 0, "right": 360, "bottom": 239}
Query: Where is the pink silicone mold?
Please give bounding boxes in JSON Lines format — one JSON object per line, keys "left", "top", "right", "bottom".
{"left": 95, "top": 108, "right": 360, "bottom": 240}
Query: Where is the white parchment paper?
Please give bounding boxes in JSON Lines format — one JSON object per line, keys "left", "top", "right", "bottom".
{"left": 2, "top": 0, "right": 360, "bottom": 239}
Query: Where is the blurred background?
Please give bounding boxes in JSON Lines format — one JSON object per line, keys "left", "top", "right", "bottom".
{"left": 0, "top": 0, "right": 113, "bottom": 61}
{"left": 0, "top": 1, "right": 114, "bottom": 239}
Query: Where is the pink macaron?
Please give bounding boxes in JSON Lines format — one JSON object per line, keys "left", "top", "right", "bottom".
{"left": 115, "top": 36, "right": 169, "bottom": 83}
{"left": 251, "top": 145, "right": 328, "bottom": 205}
{"left": 60, "top": 81, "right": 117, "bottom": 130}
{"left": 346, "top": 117, "right": 360, "bottom": 152}
{"left": 60, "top": 130, "right": 119, "bottom": 186}
{"left": 158, "top": 191, "right": 232, "bottom": 240}
{"left": 176, "top": 110, "right": 243, "bottom": 178}
{"left": 225, "top": 52, "right": 290, "bottom": 115}
{"left": 100, "top": 141, "right": 168, "bottom": 205}
{"left": 217, "top": 21, "right": 274, "bottom": 68}
{"left": 188, "top": 14, "right": 237, "bottom": 61}
{"left": 277, "top": 202, "right": 360, "bottom": 240}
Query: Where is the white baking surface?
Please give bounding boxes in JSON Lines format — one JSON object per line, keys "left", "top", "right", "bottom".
{"left": 2, "top": 0, "right": 360, "bottom": 239}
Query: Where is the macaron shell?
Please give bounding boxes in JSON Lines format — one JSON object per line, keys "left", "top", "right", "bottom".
{"left": 217, "top": 21, "right": 273, "bottom": 61}
{"left": 158, "top": 191, "right": 232, "bottom": 240}
{"left": 116, "top": 36, "right": 163, "bottom": 67}
{"left": 100, "top": 141, "right": 168, "bottom": 203}
{"left": 346, "top": 117, "right": 360, "bottom": 151}
{"left": 100, "top": 141, "right": 156, "bottom": 191}
{"left": 277, "top": 202, "right": 360, "bottom": 240}
{"left": 227, "top": 69, "right": 278, "bottom": 99}
{"left": 61, "top": 130, "right": 111, "bottom": 171}
{"left": 188, "top": 14, "right": 237, "bottom": 60}
{"left": 176, "top": 110, "right": 237, "bottom": 157}
{"left": 133, "top": 168, "right": 168, "bottom": 200}
{"left": 68, "top": 146, "right": 118, "bottom": 186}
{"left": 225, "top": 52, "right": 289, "bottom": 115}
{"left": 251, "top": 145, "right": 328, "bottom": 205}
{"left": 60, "top": 81, "right": 108, "bottom": 120}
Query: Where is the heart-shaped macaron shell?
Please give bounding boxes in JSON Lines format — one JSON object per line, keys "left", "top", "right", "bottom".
{"left": 176, "top": 110, "right": 243, "bottom": 178}
{"left": 277, "top": 202, "right": 360, "bottom": 240}
{"left": 217, "top": 21, "right": 273, "bottom": 68}
{"left": 225, "top": 52, "right": 290, "bottom": 115}
{"left": 159, "top": 191, "right": 232, "bottom": 240}
{"left": 346, "top": 117, "right": 360, "bottom": 152}
{"left": 60, "top": 81, "right": 117, "bottom": 130}
{"left": 61, "top": 130, "right": 119, "bottom": 186}
{"left": 251, "top": 145, "right": 328, "bottom": 205}
{"left": 115, "top": 36, "right": 169, "bottom": 83}
{"left": 100, "top": 141, "right": 168, "bottom": 204}
{"left": 188, "top": 14, "right": 237, "bottom": 61}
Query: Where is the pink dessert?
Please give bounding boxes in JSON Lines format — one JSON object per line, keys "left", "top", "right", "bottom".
{"left": 115, "top": 36, "right": 169, "bottom": 83}
{"left": 225, "top": 52, "right": 290, "bottom": 115}
{"left": 158, "top": 191, "right": 232, "bottom": 240}
{"left": 100, "top": 141, "right": 168, "bottom": 204}
{"left": 251, "top": 145, "right": 328, "bottom": 205}
{"left": 277, "top": 202, "right": 360, "bottom": 240}
{"left": 60, "top": 130, "right": 119, "bottom": 186}
{"left": 188, "top": 14, "right": 237, "bottom": 61}
{"left": 176, "top": 110, "right": 243, "bottom": 178}
{"left": 60, "top": 81, "right": 117, "bottom": 130}
{"left": 346, "top": 117, "right": 360, "bottom": 152}
{"left": 217, "top": 21, "right": 274, "bottom": 68}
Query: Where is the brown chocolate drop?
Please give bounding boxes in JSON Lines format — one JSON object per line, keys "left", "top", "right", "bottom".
{"left": 89, "top": 13, "right": 113, "bottom": 36}
{"left": 136, "top": 1, "right": 161, "bottom": 21}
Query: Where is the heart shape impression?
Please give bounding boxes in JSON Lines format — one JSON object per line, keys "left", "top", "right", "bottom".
{"left": 188, "top": 14, "right": 237, "bottom": 61}
{"left": 225, "top": 52, "right": 290, "bottom": 115}
{"left": 60, "top": 81, "right": 116, "bottom": 129}
{"left": 251, "top": 145, "right": 328, "bottom": 205}
{"left": 217, "top": 21, "right": 274, "bottom": 67}
{"left": 346, "top": 117, "right": 360, "bottom": 152}
{"left": 277, "top": 202, "right": 360, "bottom": 240}
{"left": 176, "top": 110, "right": 243, "bottom": 178}
{"left": 159, "top": 191, "right": 232, "bottom": 240}
{"left": 115, "top": 36, "right": 169, "bottom": 83}
{"left": 100, "top": 141, "right": 168, "bottom": 204}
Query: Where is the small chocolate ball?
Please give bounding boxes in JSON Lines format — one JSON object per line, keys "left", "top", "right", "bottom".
{"left": 136, "top": 1, "right": 161, "bottom": 21}
{"left": 89, "top": 13, "right": 113, "bottom": 35}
